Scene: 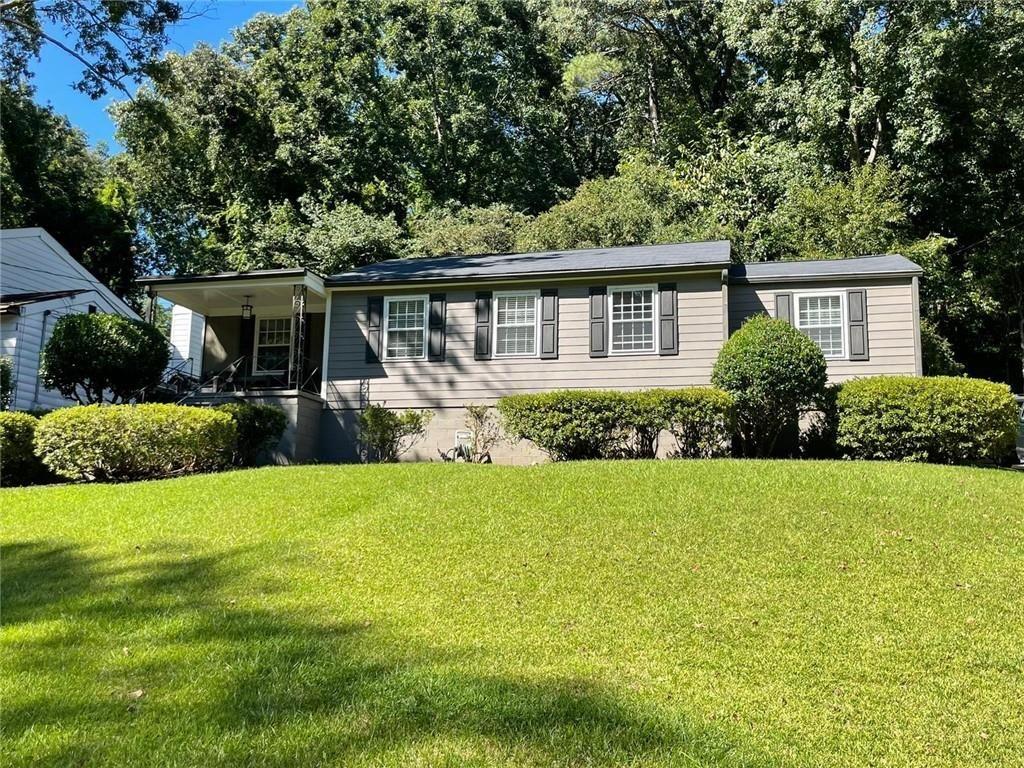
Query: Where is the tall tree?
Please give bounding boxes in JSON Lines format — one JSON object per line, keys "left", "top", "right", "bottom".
{"left": 1, "top": 84, "right": 140, "bottom": 296}
{"left": 114, "top": 0, "right": 612, "bottom": 274}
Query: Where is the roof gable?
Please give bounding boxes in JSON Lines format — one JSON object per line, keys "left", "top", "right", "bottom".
{"left": 0, "top": 228, "right": 138, "bottom": 318}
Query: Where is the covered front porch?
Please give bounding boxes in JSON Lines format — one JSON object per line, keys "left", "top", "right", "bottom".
{"left": 139, "top": 268, "right": 328, "bottom": 397}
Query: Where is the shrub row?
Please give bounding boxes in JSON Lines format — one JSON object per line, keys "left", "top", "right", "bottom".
{"left": 837, "top": 376, "right": 1017, "bottom": 464}
{"left": 34, "top": 404, "right": 237, "bottom": 482}
{"left": 3, "top": 401, "right": 288, "bottom": 485}
{"left": 497, "top": 388, "right": 734, "bottom": 461}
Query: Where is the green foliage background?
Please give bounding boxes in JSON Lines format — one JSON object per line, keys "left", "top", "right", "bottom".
{"left": 5, "top": 0, "right": 1023, "bottom": 386}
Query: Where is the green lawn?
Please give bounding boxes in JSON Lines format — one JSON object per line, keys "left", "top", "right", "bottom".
{"left": 2, "top": 461, "right": 1022, "bottom": 767}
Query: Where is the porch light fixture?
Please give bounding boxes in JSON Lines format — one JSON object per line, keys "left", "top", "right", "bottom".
{"left": 241, "top": 296, "right": 253, "bottom": 320}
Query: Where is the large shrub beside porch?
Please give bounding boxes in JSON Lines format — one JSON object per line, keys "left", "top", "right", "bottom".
{"left": 497, "top": 388, "right": 733, "bottom": 460}
{"left": 35, "top": 404, "right": 236, "bottom": 481}
{"left": 837, "top": 375, "right": 1017, "bottom": 464}
{"left": 215, "top": 402, "right": 288, "bottom": 466}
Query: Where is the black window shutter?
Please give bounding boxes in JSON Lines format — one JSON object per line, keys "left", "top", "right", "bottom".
{"left": 589, "top": 286, "right": 608, "bottom": 358}
{"left": 658, "top": 282, "right": 678, "bottom": 356}
{"left": 775, "top": 292, "right": 794, "bottom": 324}
{"left": 474, "top": 291, "right": 492, "bottom": 360}
{"left": 428, "top": 293, "right": 446, "bottom": 361}
{"left": 365, "top": 296, "right": 383, "bottom": 363}
{"left": 847, "top": 289, "right": 869, "bottom": 360}
{"left": 539, "top": 289, "right": 558, "bottom": 359}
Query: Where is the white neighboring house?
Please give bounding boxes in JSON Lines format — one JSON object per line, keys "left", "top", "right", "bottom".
{"left": 0, "top": 228, "right": 140, "bottom": 411}
{"left": 168, "top": 303, "right": 206, "bottom": 381}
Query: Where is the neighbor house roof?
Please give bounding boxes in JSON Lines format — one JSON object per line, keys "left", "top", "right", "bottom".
{"left": 0, "top": 228, "right": 139, "bottom": 318}
{"left": 727, "top": 254, "right": 922, "bottom": 284}
{"left": 326, "top": 241, "right": 732, "bottom": 287}
{"left": 0, "top": 289, "right": 86, "bottom": 313}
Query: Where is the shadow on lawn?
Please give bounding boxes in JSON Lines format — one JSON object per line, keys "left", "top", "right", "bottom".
{"left": 2, "top": 540, "right": 773, "bottom": 767}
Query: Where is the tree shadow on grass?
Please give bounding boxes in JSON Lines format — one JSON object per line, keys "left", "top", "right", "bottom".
{"left": 1, "top": 540, "right": 776, "bottom": 767}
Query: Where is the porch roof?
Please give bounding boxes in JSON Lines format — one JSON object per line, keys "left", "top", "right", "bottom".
{"left": 137, "top": 268, "right": 327, "bottom": 316}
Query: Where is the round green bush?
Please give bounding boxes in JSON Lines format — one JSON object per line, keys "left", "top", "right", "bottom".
{"left": 214, "top": 402, "right": 288, "bottom": 466}
{"left": 40, "top": 313, "right": 170, "bottom": 404}
{"left": 0, "top": 412, "right": 51, "bottom": 486}
{"left": 712, "top": 315, "right": 827, "bottom": 457}
{"left": 837, "top": 375, "right": 1018, "bottom": 464}
{"left": 34, "top": 404, "right": 236, "bottom": 482}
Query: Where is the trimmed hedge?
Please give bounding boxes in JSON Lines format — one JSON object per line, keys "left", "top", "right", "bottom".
{"left": 497, "top": 388, "right": 734, "bottom": 461}
{"left": 215, "top": 402, "right": 287, "bottom": 466}
{"left": 35, "top": 404, "right": 236, "bottom": 482}
{"left": 498, "top": 390, "right": 630, "bottom": 461}
{"left": 837, "top": 376, "right": 1017, "bottom": 464}
{"left": 0, "top": 412, "right": 52, "bottom": 486}
{"left": 657, "top": 388, "right": 735, "bottom": 458}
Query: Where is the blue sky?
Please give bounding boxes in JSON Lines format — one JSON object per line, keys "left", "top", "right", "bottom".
{"left": 32, "top": 1, "right": 299, "bottom": 150}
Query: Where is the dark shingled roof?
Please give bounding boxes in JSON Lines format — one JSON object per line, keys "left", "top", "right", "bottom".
{"left": 728, "top": 254, "right": 921, "bottom": 283}
{"left": 327, "top": 241, "right": 732, "bottom": 286}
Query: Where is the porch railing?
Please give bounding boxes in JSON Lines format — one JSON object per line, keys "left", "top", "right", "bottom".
{"left": 175, "top": 356, "right": 322, "bottom": 403}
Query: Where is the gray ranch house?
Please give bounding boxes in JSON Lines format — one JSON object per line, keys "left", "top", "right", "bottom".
{"left": 139, "top": 241, "right": 923, "bottom": 463}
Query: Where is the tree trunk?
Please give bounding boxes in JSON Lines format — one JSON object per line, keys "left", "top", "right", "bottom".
{"left": 646, "top": 56, "right": 660, "bottom": 149}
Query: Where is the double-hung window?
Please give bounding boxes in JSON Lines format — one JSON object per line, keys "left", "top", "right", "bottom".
{"left": 609, "top": 285, "right": 656, "bottom": 354}
{"left": 795, "top": 293, "right": 845, "bottom": 358}
{"left": 384, "top": 296, "right": 428, "bottom": 360}
{"left": 494, "top": 291, "right": 538, "bottom": 357}
{"left": 254, "top": 317, "right": 292, "bottom": 374}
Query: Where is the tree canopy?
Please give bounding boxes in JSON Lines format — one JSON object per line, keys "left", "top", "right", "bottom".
{"left": 4, "top": 0, "right": 1021, "bottom": 386}
{"left": 1, "top": 84, "right": 141, "bottom": 296}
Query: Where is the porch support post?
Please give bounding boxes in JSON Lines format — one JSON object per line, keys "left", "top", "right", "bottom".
{"left": 144, "top": 288, "right": 157, "bottom": 324}
{"left": 290, "top": 283, "right": 307, "bottom": 389}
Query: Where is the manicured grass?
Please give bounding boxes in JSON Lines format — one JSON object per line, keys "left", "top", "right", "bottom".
{"left": 2, "top": 461, "right": 1022, "bottom": 767}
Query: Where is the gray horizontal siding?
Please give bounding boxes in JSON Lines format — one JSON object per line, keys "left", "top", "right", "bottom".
{"left": 325, "top": 276, "right": 725, "bottom": 410}
{"left": 728, "top": 277, "right": 918, "bottom": 381}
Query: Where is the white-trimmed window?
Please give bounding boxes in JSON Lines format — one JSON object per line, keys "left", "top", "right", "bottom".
{"left": 494, "top": 291, "right": 538, "bottom": 357}
{"left": 384, "top": 296, "right": 428, "bottom": 360}
{"left": 796, "top": 293, "right": 845, "bottom": 358}
{"left": 254, "top": 317, "right": 291, "bottom": 374}
{"left": 609, "top": 285, "right": 656, "bottom": 354}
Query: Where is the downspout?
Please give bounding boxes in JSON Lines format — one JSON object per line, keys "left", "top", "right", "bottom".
{"left": 911, "top": 276, "right": 923, "bottom": 376}
{"left": 32, "top": 309, "right": 51, "bottom": 409}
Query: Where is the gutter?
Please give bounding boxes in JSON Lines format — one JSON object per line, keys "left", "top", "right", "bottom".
{"left": 727, "top": 269, "right": 923, "bottom": 285}
{"left": 137, "top": 267, "right": 318, "bottom": 287}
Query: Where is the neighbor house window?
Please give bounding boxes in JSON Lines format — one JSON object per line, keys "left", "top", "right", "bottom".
{"left": 494, "top": 291, "right": 538, "bottom": 356}
{"left": 796, "top": 293, "right": 845, "bottom": 358}
{"left": 254, "top": 317, "right": 291, "bottom": 374}
{"left": 609, "top": 286, "right": 656, "bottom": 354}
{"left": 384, "top": 296, "right": 428, "bottom": 360}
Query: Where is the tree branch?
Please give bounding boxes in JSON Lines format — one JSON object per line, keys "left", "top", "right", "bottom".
{"left": 3, "top": 14, "right": 134, "bottom": 98}
{"left": 0, "top": 0, "right": 39, "bottom": 14}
